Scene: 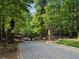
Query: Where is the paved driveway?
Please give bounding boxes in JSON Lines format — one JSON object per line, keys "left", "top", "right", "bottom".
{"left": 18, "top": 41, "right": 79, "bottom": 59}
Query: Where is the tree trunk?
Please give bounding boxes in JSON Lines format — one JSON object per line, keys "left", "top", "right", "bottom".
{"left": 78, "top": 34, "right": 79, "bottom": 39}
{"left": 48, "top": 28, "right": 51, "bottom": 40}
{"left": 2, "top": 19, "right": 5, "bottom": 38}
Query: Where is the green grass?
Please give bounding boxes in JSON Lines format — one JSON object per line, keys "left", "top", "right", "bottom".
{"left": 57, "top": 39, "right": 79, "bottom": 48}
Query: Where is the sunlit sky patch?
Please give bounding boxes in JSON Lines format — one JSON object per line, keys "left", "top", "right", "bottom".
{"left": 28, "top": 4, "right": 36, "bottom": 15}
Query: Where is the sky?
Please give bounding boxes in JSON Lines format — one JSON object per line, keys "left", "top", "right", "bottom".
{"left": 28, "top": 4, "right": 36, "bottom": 15}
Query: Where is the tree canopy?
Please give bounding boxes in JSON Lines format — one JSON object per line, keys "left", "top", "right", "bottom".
{"left": 0, "top": 0, "right": 79, "bottom": 39}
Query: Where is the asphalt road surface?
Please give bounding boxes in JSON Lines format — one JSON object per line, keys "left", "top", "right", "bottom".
{"left": 18, "top": 41, "right": 79, "bottom": 59}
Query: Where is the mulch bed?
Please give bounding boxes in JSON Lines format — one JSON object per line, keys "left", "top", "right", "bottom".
{"left": 0, "top": 42, "right": 18, "bottom": 59}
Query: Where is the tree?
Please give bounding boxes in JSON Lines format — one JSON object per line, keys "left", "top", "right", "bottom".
{"left": 33, "top": 0, "right": 78, "bottom": 39}
{"left": 75, "top": 0, "right": 79, "bottom": 38}
{"left": 33, "top": 0, "right": 48, "bottom": 40}
{"left": 0, "top": 0, "right": 33, "bottom": 39}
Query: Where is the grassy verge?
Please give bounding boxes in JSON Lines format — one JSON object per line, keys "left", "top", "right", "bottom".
{"left": 57, "top": 39, "right": 79, "bottom": 48}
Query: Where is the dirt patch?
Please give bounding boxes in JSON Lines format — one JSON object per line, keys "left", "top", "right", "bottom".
{"left": 0, "top": 50, "right": 17, "bottom": 59}
{"left": 0, "top": 42, "right": 18, "bottom": 59}
{"left": 46, "top": 40, "right": 57, "bottom": 43}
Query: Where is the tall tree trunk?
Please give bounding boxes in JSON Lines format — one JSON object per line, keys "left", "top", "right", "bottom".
{"left": 48, "top": 27, "right": 52, "bottom": 40}
{"left": 2, "top": 19, "right": 5, "bottom": 38}
{"left": 78, "top": 34, "right": 79, "bottom": 39}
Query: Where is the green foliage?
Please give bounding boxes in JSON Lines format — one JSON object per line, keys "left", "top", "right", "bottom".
{"left": 40, "top": 0, "right": 78, "bottom": 33}
{"left": 0, "top": 0, "right": 79, "bottom": 38}
{"left": 0, "top": 0, "right": 33, "bottom": 34}
{"left": 31, "top": 0, "right": 79, "bottom": 38}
